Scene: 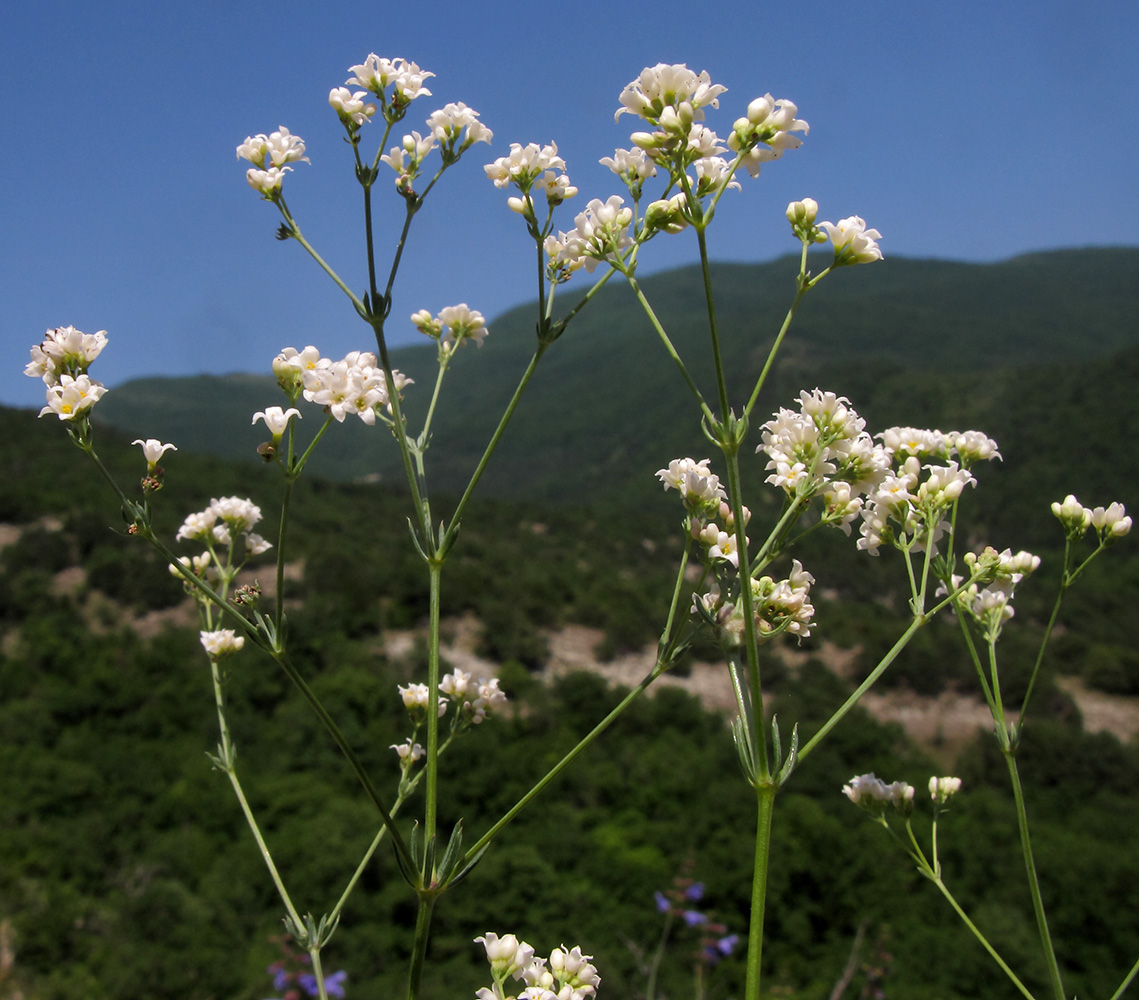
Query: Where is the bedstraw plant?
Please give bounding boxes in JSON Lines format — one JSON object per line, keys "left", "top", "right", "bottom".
{"left": 24, "top": 55, "right": 1134, "bottom": 1000}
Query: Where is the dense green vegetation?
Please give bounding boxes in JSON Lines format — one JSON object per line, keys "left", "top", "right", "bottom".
{"left": 5, "top": 249, "right": 1139, "bottom": 999}
{"left": 2, "top": 395, "right": 1138, "bottom": 999}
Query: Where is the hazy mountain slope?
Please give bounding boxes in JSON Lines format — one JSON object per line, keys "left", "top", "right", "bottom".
{"left": 85, "top": 248, "right": 1139, "bottom": 505}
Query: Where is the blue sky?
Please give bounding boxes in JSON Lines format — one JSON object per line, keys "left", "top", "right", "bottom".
{"left": 4, "top": 0, "right": 1137, "bottom": 409}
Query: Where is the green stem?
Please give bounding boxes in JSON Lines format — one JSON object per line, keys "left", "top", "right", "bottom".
{"left": 463, "top": 660, "right": 667, "bottom": 862}
{"left": 309, "top": 947, "right": 330, "bottom": 1000}
{"left": 272, "top": 649, "right": 415, "bottom": 875}
{"left": 798, "top": 616, "right": 925, "bottom": 764}
{"left": 1108, "top": 955, "right": 1139, "bottom": 1000}
{"left": 625, "top": 273, "right": 713, "bottom": 421}
{"left": 743, "top": 785, "right": 777, "bottom": 1000}
{"left": 930, "top": 875, "right": 1039, "bottom": 1000}
{"left": 425, "top": 561, "right": 442, "bottom": 852}
{"left": 723, "top": 448, "right": 769, "bottom": 779}
{"left": 441, "top": 346, "right": 547, "bottom": 552}
{"left": 1004, "top": 751, "right": 1066, "bottom": 1000}
{"left": 695, "top": 226, "right": 730, "bottom": 420}
{"left": 743, "top": 277, "right": 809, "bottom": 420}
{"left": 209, "top": 659, "right": 303, "bottom": 931}
{"left": 1019, "top": 569, "right": 1069, "bottom": 721}
{"left": 406, "top": 893, "right": 437, "bottom": 1000}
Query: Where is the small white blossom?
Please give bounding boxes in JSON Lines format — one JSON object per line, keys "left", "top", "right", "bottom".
{"left": 329, "top": 86, "right": 377, "bottom": 127}
{"left": 390, "top": 739, "right": 424, "bottom": 762}
{"left": 929, "top": 775, "right": 963, "bottom": 802}
{"left": 133, "top": 438, "right": 177, "bottom": 468}
{"left": 252, "top": 406, "right": 301, "bottom": 438}
{"left": 728, "top": 95, "right": 809, "bottom": 177}
{"left": 25, "top": 326, "right": 108, "bottom": 385}
{"left": 818, "top": 215, "right": 883, "bottom": 266}
{"left": 39, "top": 374, "right": 107, "bottom": 421}
{"left": 615, "top": 64, "right": 727, "bottom": 126}
{"left": 200, "top": 629, "right": 244, "bottom": 659}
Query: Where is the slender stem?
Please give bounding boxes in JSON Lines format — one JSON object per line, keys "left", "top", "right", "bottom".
{"left": 309, "top": 947, "right": 330, "bottom": 1000}
{"left": 743, "top": 785, "right": 777, "bottom": 1000}
{"left": 695, "top": 227, "right": 730, "bottom": 420}
{"left": 277, "top": 205, "right": 367, "bottom": 317}
{"left": 1004, "top": 751, "right": 1066, "bottom": 1000}
{"left": 930, "top": 876, "right": 1039, "bottom": 1000}
{"left": 1108, "top": 955, "right": 1139, "bottom": 1000}
{"left": 406, "top": 892, "right": 437, "bottom": 1000}
{"left": 275, "top": 476, "right": 293, "bottom": 625}
{"left": 209, "top": 659, "right": 303, "bottom": 931}
{"left": 1019, "top": 573, "right": 1068, "bottom": 720}
{"left": 723, "top": 448, "right": 769, "bottom": 778}
{"left": 441, "top": 346, "right": 547, "bottom": 551}
{"left": 743, "top": 280, "right": 808, "bottom": 420}
{"left": 272, "top": 649, "right": 415, "bottom": 875}
{"left": 625, "top": 274, "right": 713, "bottom": 421}
{"left": 798, "top": 616, "right": 925, "bottom": 763}
{"left": 464, "top": 661, "right": 666, "bottom": 862}
{"left": 424, "top": 562, "right": 442, "bottom": 851}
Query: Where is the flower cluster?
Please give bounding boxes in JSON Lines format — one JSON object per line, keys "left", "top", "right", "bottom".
{"left": 598, "top": 147, "right": 656, "bottom": 200}
{"left": 411, "top": 304, "right": 489, "bottom": 356}
{"left": 25, "top": 326, "right": 110, "bottom": 422}
{"left": 380, "top": 104, "right": 492, "bottom": 194}
{"left": 475, "top": 933, "right": 600, "bottom": 1000}
{"left": 929, "top": 775, "right": 963, "bottom": 802}
{"left": 1052, "top": 494, "right": 1132, "bottom": 542}
{"left": 759, "top": 390, "right": 888, "bottom": 512}
{"left": 543, "top": 197, "right": 634, "bottom": 280}
{"left": 272, "top": 346, "right": 412, "bottom": 424}
{"left": 855, "top": 425, "right": 1001, "bottom": 556}
{"left": 236, "top": 127, "right": 309, "bottom": 198}
{"left": 485, "top": 143, "right": 578, "bottom": 217}
{"left": 175, "top": 496, "right": 271, "bottom": 554}
{"left": 726, "top": 94, "right": 810, "bottom": 178}
{"left": 656, "top": 458, "right": 744, "bottom": 566}
{"left": 944, "top": 546, "right": 1041, "bottom": 640}
{"left": 395, "top": 670, "right": 508, "bottom": 734}
{"left": 346, "top": 54, "right": 434, "bottom": 121}
{"left": 199, "top": 629, "right": 245, "bottom": 660}
{"left": 842, "top": 773, "right": 915, "bottom": 817}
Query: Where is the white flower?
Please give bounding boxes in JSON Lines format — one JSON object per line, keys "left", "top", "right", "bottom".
{"left": 398, "top": 683, "right": 448, "bottom": 718}
{"left": 615, "top": 64, "right": 728, "bottom": 126}
{"left": 26, "top": 326, "right": 108, "bottom": 385}
{"left": 176, "top": 509, "right": 219, "bottom": 542}
{"left": 818, "top": 215, "right": 883, "bottom": 265}
{"left": 476, "top": 933, "right": 535, "bottom": 978}
{"left": 236, "top": 126, "right": 309, "bottom": 169}
{"left": 252, "top": 406, "right": 301, "bottom": 438}
{"left": 1090, "top": 502, "right": 1132, "bottom": 538}
{"left": 437, "top": 304, "right": 488, "bottom": 349}
{"left": 390, "top": 739, "right": 424, "bottom": 762}
{"left": 728, "top": 95, "right": 809, "bottom": 177}
{"left": 426, "top": 102, "right": 492, "bottom": 152}
{"left": 347, "top": 55, "right": 434, "bottom": 106}
{"left": 929, "top": 775, "right": 962, "bottom": 802}
{"left": 245, "top": 166, "right": 292, "bottom": 198}
{"left": 133, "top": 438, "right": 177, "bottom": 467}
{"left": 843, "top": 773, "right": 913, "bottom": 814}
{"left": 38, "top": 374, "right": 106, "bottom": 420}
{"left": 200, "top": 629, "right": 244, "bottom": 659}
{"left": 1051, "top": 494, "right": 1091, "bottom": 532}
{"left": 329, "top": 86, "right": 377, "bottom": 127}
{"left": 599, "top": 147, "right": 657, "bottom": 195}
{"left": 210, "top": 496, "right": 263, "bottom": 532}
